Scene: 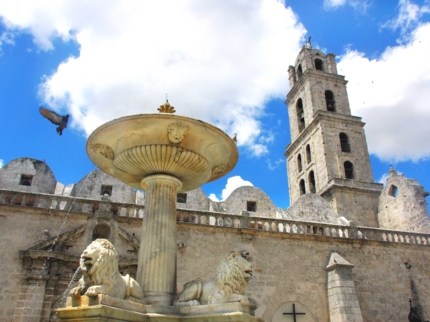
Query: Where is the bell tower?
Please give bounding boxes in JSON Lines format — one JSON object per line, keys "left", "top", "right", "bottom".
{"left": 285, "top": 39, "right": 383, "bottom": 227}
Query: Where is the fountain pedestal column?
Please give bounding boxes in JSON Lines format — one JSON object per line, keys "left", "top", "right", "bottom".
{"left": 137, "top": 174, "right": 182, "bottom": 306}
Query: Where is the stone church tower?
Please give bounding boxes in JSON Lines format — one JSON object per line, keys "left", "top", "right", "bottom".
{"left": 285, "top": 40, "right": 383, "bottom": 227}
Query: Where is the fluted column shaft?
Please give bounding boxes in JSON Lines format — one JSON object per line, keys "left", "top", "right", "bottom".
{"left": 137, "top": 174, "right": 182, "bottom": 306}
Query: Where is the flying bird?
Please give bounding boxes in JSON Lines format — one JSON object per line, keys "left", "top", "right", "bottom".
{"left": 39, "top": 107, "right": 70, "bottom": 135}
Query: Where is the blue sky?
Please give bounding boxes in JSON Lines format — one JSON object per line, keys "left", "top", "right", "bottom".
{"left": 0, "top": 0, "right": 430, "bottom": 210}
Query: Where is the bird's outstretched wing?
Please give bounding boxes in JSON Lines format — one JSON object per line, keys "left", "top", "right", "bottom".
{"left": 39, "top": 107, "right": 62, "bottom": 125}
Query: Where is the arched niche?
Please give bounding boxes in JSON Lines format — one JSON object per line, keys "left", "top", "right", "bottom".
{"left": 272, "top": 302, "right": 316, "bottom": 322}
{"left": 92, "top": 223, "right": 112, "bottom": 241}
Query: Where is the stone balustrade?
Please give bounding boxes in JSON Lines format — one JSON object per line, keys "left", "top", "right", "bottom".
{"left": 176, "top": 209, "right": 430, "bottom": 246}
{"left": 0, "top": 189, "right": 145, "bottom": 218}
{"left": 1, "top": 189, "right": 429, "bottom": 246}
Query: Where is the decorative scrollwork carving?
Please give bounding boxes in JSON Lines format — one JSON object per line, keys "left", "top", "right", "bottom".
{"left": 91, "top": 144, "right": 115, "bottom": 160}
{"left": 212, "top": 164, "right": 226, "bottom": 176}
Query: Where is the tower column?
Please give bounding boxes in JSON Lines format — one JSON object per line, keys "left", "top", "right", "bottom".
{"left": 137, "top": 174, "right": 182, "bottom": 306}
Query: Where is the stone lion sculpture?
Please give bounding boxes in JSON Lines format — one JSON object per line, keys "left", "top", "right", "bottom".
{"left": 70, "top": 238, "right": 144, "bottom": 300}
{"left": 174, "top": 252, "right": 255, "bottom": 308}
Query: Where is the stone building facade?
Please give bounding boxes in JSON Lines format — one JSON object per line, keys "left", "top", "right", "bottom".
{"left": 0, "top": 43, "right": 430, "bottom": 322}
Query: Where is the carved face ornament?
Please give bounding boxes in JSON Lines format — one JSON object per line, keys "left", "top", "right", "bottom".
{"left": 168, "top": 122, "right": 189, "bottom": 144}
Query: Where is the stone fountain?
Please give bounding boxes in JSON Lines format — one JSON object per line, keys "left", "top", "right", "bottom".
{"left": 55, "top": 102, "right": 262, "bottom": 321}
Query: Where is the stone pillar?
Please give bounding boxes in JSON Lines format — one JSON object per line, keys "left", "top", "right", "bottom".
{"left": 326, "top": 252, "right": 363, "bottom": 322}
{"left": 288, "top": 65, "right": 296, "bottom": 88}
{"left": 137, "top": 174, "right": 182, "bottom": 306}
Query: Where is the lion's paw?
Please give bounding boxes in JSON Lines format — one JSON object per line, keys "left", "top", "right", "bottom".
{"left": 187, "top": 300, "right": 200, "bottom": 306}
{"left": 69, "top": 286, "right": 83, "bottom": 297}
{"left": 85, "top": 286, "right": 101, "bottom": 297}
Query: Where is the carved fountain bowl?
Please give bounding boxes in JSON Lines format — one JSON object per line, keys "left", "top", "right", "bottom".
{"left": 86, "top": 113, "right": 238, "bottom": 192}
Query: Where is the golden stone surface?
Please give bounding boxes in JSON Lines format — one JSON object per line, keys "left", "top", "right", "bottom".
{"left": 56, "top": 295, "right": 262, "bottom": 322}
{"left": 87, "top": 113, "right": 238, "bottom": 192}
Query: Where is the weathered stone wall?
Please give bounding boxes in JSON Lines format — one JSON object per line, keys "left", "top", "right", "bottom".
{"left": 322, "top": 185, "right": 380, "bottom": 227}
{"left": 72, "top": 169, "right": 136, "bottom": 203}
{"left": 378, "top": 168, "right": 430, "bottom": 233}
{"left": 0, "top": 208, "right": 71, "bottom": 321}
{"left": 310, "top": 73, "right": 351, "bottom": 116}
{"left": 0, "top": 158, "right": 57, "bottom": 194}
{"left": 222, "top": 186, "right": 278, "bottom": 218}
{"left": 287, "top": 194, "right": 339, "bottom": 224}
{"left": 177, "top": 224, "right": 430, "bottom": 322}
{"left": 0, "top": 202, "right": 429, "bottom": 322}
{"left": 0, "top": 206, "right": 142, "bottom": 322}
{"left": 319, "top": 118, "right": 374, "bottom": 183}
{"left": 287, "top": 125, "right": 324, "bottom": 202}
{"left": 286, "top": 78, "right": 314, "bottom": 142}
{"left": 176, "top": 186, "right": 279, "bottom": 219}
{"left": 176, "top": 188, "right": 210, "bottom": 211}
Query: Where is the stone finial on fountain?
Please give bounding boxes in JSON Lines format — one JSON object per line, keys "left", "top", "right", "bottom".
{"left": 158, "top": 100, "right": 176, "bottom": 114}
{"left": 69, "top": 239, "right": 144, "bottom": 300}
{"left": 175, "top": 252, "right": 256, "bottom": 314}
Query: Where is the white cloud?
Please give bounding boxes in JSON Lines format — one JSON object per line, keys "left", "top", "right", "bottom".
{"left": 338, "top": 21, "right": 430, "bottom": 162}
{"left": 0, "top": 31, "right": 14, "bottom": 49}
{"left": 259, "top": 131, "right": 275, "bottom": 144}
{"left": 266, "top": 157, "right": 285, "bottom": 171}
{"left": 324, "top": 0, "right": 347, "bottom": 9}
{"left": 222, "top": 176, "right": 253, "bottom": 200}
{"left": 323, "top": 0, "right": 370, "bottom": 12}
{"left": 378, "top": 173, "right": 389, "bottom": 186}
{"left": 381, "top": 0, "right": 430, "bottom": 42}
{"left": 210, "top": 175, "right": 253, "bottom": 201}
{"left": 0, "top": 159, "right": 4, "bottom": 168}
{"left": 0, "top": 0, "right": 306, "bottom": 157}
{"left": 208, "top": 193, "right": 220, "bottom": 202}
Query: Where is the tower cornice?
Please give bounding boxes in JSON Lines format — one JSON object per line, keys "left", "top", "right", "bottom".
{"left": 319, "top": 178, "right": 383, "bottom": 197}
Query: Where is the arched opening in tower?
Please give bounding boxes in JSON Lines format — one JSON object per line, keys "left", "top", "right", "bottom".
{"left": 325, "top": 90, "right": 336, "bottom": 112}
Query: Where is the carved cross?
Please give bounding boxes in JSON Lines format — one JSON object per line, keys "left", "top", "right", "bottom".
{"left": 283, "top": 303, "right": 306, "bottom": 322}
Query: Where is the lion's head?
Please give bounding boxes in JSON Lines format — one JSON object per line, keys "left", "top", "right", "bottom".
{"left": 79, "top": 238, "right": 122, "bottom": 288}
{"left": 167, "top": 122, "right": 188, "bottom": 144}
{"left": 215, "top": 252, "right": 253, "bottom": 296}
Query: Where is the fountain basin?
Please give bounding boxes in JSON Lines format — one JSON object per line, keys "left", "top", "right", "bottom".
{"left": 87, "top": 113, "right": 238, "bottom": 192}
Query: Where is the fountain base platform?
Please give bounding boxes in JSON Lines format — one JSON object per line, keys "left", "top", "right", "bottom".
{"left": 55, "top": 295, "right": 263, "bottom": 322}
